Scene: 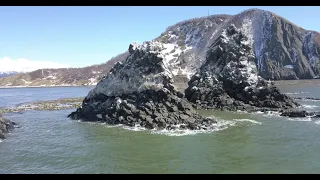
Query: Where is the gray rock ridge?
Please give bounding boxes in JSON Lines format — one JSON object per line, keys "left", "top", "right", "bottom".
{"left": 185, "top": 24, "right": 299, "bottom": 111}
{"left": 0, "top": 115, "right": 15, "bottom": 139}
{"left": 68, "top": 42, "right": 218, "bottom": 131}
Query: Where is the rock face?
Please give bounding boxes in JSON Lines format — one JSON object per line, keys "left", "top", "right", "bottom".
{"left": 0, "top": 115, "right": 14, "bottom": 139}
{"left": 155, "top": 8, "right": 320, "bottom": 81}
{"left": 68, "top": 42, "right": 217, "bottom": 130}
{"left": 185, "top": 25, "right": 299, "bottom": 111}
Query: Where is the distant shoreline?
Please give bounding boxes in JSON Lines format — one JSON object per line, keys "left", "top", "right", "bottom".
{"left": 1, "top": 79, "right": 320, "bottom": 89}
{"left": 0, "top": 97, "right": 85, "bottom": 115}
{"left": 0, "top": 85, "right": 96, "bottom": 89}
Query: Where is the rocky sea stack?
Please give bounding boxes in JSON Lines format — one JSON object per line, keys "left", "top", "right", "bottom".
{"left": 0, "top": 115, "right": 14, "bottom": 139}
{"left": 68, "top": 42, "right": 217, "bottom": 130}
{"left": 185, "top": 24, "right": 299, "bottom": 111}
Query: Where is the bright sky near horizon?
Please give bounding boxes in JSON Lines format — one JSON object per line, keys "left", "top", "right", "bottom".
{"left": 0, "top": 6, "right": 319, "bottom": 72}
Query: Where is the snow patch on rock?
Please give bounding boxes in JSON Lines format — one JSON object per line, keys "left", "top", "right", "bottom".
{"left": 303, "top": 31, "right": 320, "bottom": 68}
{"left": 284, "top": 65, "right": 294, "bottom": 69}
{"left": 252, "top": 11, "right": 274, "bottom": 72}
{"left": 240, "top": 18, "right": 253, "bottom": 46}
{"left": 86, "top": 41, "right": 175, "bottom": 98}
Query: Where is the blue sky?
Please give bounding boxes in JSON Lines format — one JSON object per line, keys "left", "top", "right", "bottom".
{"left": 0, "top": 6, "right": 319, "bottom": 71}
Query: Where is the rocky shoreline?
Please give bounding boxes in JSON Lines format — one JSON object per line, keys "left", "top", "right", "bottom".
{"left": 0, "top": 97, "right": 83, "bottom": 115}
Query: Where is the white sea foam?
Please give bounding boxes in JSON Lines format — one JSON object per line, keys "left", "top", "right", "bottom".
{"left": 75, "top": 120, "right": 102, "bottom": 125}
{"left": 75, "top": 116, "right": 236, "bottom": 137}
{"left": 299, "top": 99, "right": 320, "bottom": 102}
{"left": 99, "top": 123, "right": 147, "bottom": 131}
{"left": 250, "top": 111, "right": 264, "bottom": 115}
{"left": 233, "top": 119, "right": 262, "bottom": 125}
{"left": 287, "top": 117, "right": 313, "bottom": 122}
{"left": 151, "top": 128, "right": 211, "bottom": 136}
{"left": 122, "top": 125, "right": 147, "bottom": 131}
{"left": 314, "top": 120, "right": 320, "bottom": 125}
{"left": 74, "top": 115, "right": 262, "bottom": 137}
{"left": 301, "top": 104, "right": 318, "bottom": 109}
{"left": 250, "top": 111, "right": 281, "bottom": 118}
{"left": 285, "top": 92, "right": 308, "bottom": 95}
{"left": 236, "top": 110, "right": 249, "bottom": 114}
{"left": 151, "top": 119, "right": 236, "bottom": 136}
{"left": 0, "top": 139, "right": 3, "bottom": 143}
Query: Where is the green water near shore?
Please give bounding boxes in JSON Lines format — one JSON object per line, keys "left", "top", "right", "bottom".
{"left": 1, "top": 81, "right": 320, "bottom": 173}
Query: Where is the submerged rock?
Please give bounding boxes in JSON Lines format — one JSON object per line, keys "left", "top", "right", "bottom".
{"left": 185, "top": 24, "right": 299, "bottom": 111}
{"left": 280, "top": 110, "right": 320, "bottom": 118}
{"left": 0, "top": 114, "right": 14, "bottom": 139}
{"left": 68, "top": 42, "right": 217, "bottom": 130}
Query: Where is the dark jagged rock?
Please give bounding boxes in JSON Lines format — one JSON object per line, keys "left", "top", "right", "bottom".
{"left": 280, "top": 110, "right": 310, "bottom": 118}
{"left": 68, "top": 42, "right": 217, "bottom": 130}
{"left": 0, "top": 114, "right": 14, "bottom": 139}
{"left": 185, "top": 24, "right": 299, "bottom": 111}
{"left": 280, "top": 110, "right": 320, "bottom": 118}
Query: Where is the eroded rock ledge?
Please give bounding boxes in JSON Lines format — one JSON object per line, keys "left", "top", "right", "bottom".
{"left": 68, "top": 42, "right": 217, "bottom": 130}
{"left": 185, "top": 24, "right": 299, "bottom": 111}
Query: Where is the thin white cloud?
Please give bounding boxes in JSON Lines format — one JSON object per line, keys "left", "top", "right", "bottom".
{"left": 0, "top": 57, "right": 70, "bottom": 73}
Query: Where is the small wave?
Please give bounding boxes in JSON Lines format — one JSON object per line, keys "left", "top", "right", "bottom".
{"left": 265, "top": 111, "right": 281, "bottom": 116}
{"left": 75, "top": 117, "right": 238, "bottom": 137}
{"left": 75, "top": 120, "right": 101, "bottom": 125}
{"left": 122, "top": 125, "right": 147, "bottom": 131}
{"left": 233, "top": 119, "right": 262, "bottom": 125}
{"left": 104, "top": 124, "right": 123, "bottom": 128}
{"left": 151, "top": 120, "right": 236, "bottom": 136}
{"left": 236, "top": 110, "right": 248, "bottom": 114}
{"left": 151, "top": 128, "right": 210, "bottom": 136}
{"left": 287, "top": 117, "right": 313, "bottom": 122}
{"left": 301, "top": 105, "right": 318, "bottom": 109}
{"left": 252, "top": 111, "right": 264, "bottom": 114}
{"left": 299, "top": 99, "right": 320, "bottom": 102}
{"left": 251, "top": 111, "right": 281, "bottom": 118}
{"left": 314, "top": 120, "right": 320, "bottom": 125}
{"left": 0, "top": 139, "right": 3, "bottom": 143}
{"left": 285, "top": 92, "right": 308, "bottom": 95}
{"left": 237, "top": 110, "right": 280, "bottom": 117}
{"left": 100, "top": 117, "right": 235, "bottom": 136}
